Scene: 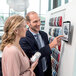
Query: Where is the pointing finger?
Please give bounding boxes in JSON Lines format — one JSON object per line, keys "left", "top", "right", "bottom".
{"left": 56, "top": 35, "right": 64, "bottom": 39}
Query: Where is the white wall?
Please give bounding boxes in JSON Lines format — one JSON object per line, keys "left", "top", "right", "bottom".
{"left": 45, "top": 0, "right": 76, "bottom": 76}
{"left": 58, "top": 1, "right": 76, "bottom": 76}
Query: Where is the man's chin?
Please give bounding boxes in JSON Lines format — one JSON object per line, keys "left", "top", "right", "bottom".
{"left": 31, "top": 28, "right": 40, "bottom": 33}
{"left": 36, "top": 29, "right": 40, "bottom": 32}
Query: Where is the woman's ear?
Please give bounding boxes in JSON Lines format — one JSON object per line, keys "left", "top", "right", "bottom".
{"left": 14, "top": 29, "right": 18, "bottom": 34}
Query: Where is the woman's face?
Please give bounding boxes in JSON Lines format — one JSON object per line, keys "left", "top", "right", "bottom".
{"left": 17, "top": 21, "right": 27, "bottom": 38}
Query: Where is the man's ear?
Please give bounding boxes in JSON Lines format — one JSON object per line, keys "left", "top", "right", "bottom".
{"left": 26, "top": 21, "right": 30, "bottom": 27}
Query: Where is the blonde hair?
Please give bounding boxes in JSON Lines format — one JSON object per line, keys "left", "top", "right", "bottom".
{"left": 0, "top": 15, "right": 25, "bottom": 51}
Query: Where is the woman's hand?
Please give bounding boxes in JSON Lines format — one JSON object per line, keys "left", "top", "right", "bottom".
{"left": 31, "top": 59, "right": 38, "bottom": 71}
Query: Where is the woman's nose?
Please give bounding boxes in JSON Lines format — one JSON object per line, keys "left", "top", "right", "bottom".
{"left": 26, "top": 28, "right": 28, "bottom": 31}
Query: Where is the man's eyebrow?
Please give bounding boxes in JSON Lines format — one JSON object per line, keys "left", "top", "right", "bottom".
{"left": 33, "top": 19, "right": 40, "bottom": 22}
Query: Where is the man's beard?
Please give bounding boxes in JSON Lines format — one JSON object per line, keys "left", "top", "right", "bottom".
{"left": 29, "top": 24, "right": 40, "bottom": 33}
{"left": 31, "top": 27, "right": 38, "bottom": 32}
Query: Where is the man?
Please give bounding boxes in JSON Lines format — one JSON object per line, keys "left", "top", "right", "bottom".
{"left": 20, "top": 11, "right": 63, "bottom": 76}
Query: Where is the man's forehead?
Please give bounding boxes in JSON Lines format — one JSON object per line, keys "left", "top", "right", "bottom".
{"left": 30, "top": 13, "right": 38, "bottom": 17}
{"left": 30, "top": 14, "right": 40, "bottom": 20}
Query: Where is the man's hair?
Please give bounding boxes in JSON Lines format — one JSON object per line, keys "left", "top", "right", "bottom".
{"left": 25, "top": 11, "right": 37, "bottom": 22}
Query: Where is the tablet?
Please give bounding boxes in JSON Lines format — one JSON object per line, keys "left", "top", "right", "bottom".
{"left": 62, "top": 21, "right": 71, "bottom": 42}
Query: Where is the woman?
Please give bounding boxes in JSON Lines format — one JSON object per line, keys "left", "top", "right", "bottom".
{"left": 0, "top": 15, "right": 38, "bottom": 76}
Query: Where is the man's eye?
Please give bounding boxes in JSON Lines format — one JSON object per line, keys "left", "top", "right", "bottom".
{"left": 34, "top": 21, "right": 38, "bottom": 23}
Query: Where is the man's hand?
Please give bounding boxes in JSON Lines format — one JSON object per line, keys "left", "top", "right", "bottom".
{"left": 49, "top": 35, "right": 64, "bottom": 49}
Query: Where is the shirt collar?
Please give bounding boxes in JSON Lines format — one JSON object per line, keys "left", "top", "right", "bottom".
{"left": 29, "top": 29, "right": 39, "bottom": 36}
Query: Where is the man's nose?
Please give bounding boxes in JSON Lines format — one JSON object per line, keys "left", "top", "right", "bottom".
{"left": 37, "top": 21, "right": 41, "bottom": 25}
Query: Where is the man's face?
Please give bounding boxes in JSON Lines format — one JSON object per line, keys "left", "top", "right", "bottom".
{"left": 29, "top": 13, "right": 41, "bottom": 33}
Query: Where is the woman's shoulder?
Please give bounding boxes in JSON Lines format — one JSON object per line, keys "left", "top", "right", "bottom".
{"left": 2, "top": 45, "right": 21, "bottom": 64}
{"left": 3, "top": 45, "right": 19, "bottom": 55}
